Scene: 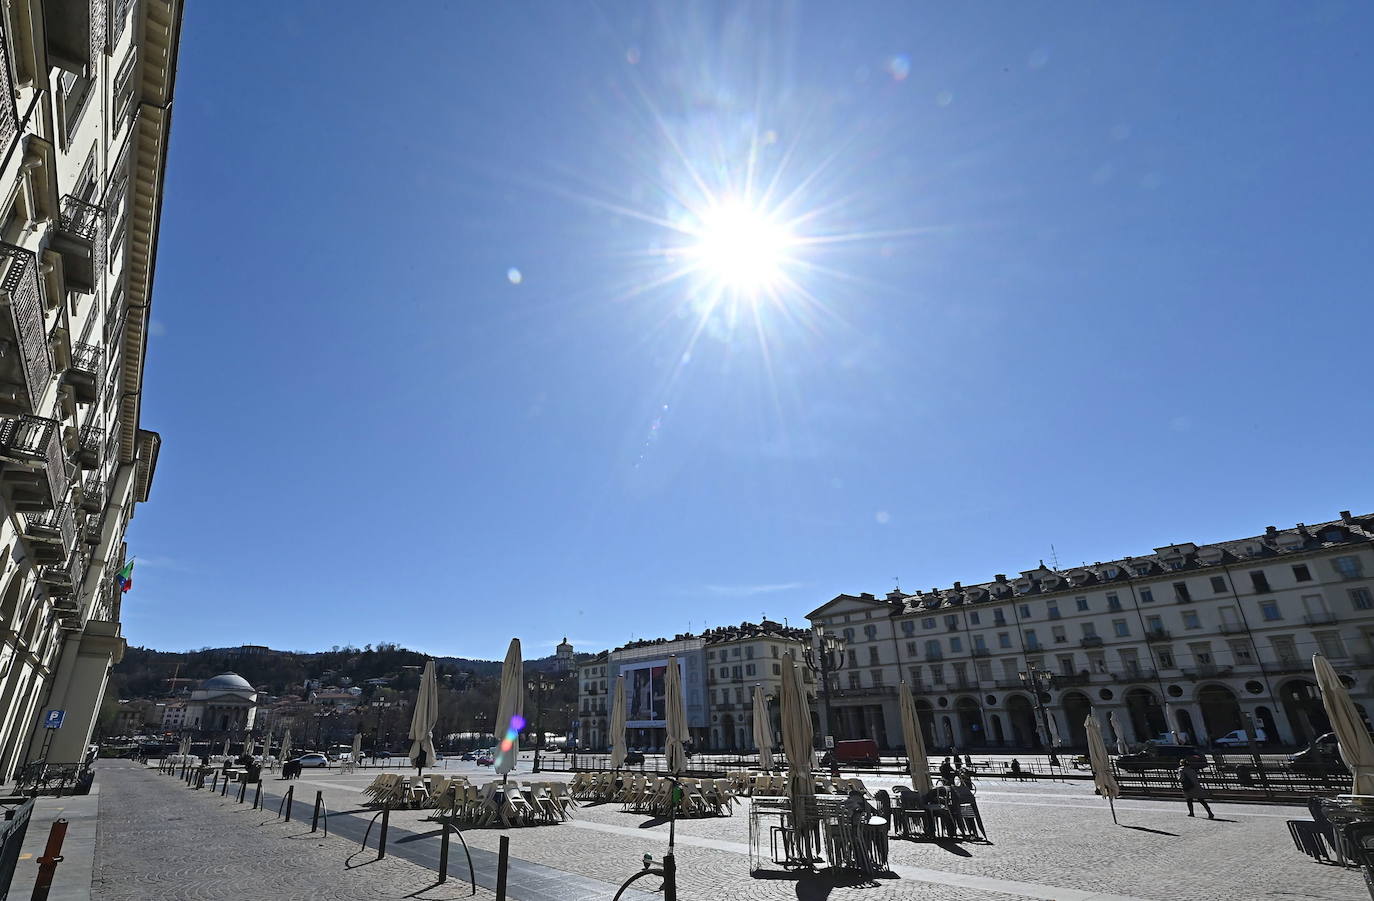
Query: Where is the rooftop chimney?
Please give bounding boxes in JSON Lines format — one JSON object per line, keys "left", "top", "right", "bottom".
{"left": 953, "top": 581, "right": 962, "bottom": 590}
{"left": 995, "top": 574, "right": 1007, "bottom": 582}
{"left": 1341, "top": 511, "right": 1353, "bottom": 523}
{"left": 1266, "top": 526, "right": 1277, "bottom": 535}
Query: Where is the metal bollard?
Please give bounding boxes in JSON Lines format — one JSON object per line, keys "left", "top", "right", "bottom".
{"left": 210, "top": 771, "right": 218, "bottom": 793}
{"left": 221, "top": 773, "right": 230, "bottom": 797}
{"left": 496, "top": 835, "right": 509, "bottom": 900}
{"left": 280, "top": 785, "right": 294, "bottom": 822}
{"left": 439, "top": 819, "right": 450, "bottom": 882}
{"left": 253, "top": 780, "right": 262, "bottom": 810}
{"left": 377, "top": 805, "right": 389, "bottom": 860}
{"left": 238, "top": 780, "right": 247, "bottom": 804}
{"left": 662, "top": 851, "right": 677, "bottom": 901}
{"left": 30, "top": 818, "right": 68, "bottom": 901}
{"left": 311, "top": 791, "right": 323, "bottom": 833}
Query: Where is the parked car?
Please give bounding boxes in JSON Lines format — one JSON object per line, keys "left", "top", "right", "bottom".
{"left": 476, "top": 754, "right": 494, "bottom": 766}
{"left": 368, "top": 750, "right": 393, "bottom": 759}
{"left": 1214, "top": 728, "right": 1267, "bottom": 748}
{"left": 291, "top": 753, "right": 330, "bottom": 768}
{"left": 1289, "top": 733, "right": 1347, "bottom": 772}
{"left": 1116, "top": 742, "right": 1207, "bottom": 771}
{"left": 623, "top": 751, "right": 646, "bottom": 765}
{"left": 460, "top": 752, "right": 476, "bottom": 761}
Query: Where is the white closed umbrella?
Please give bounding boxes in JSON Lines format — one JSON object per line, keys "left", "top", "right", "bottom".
{"left": 1048, "top": 713, "right": 1062, "bottom": 750}
{"left": 752, "top": 685, "right": 774, "bottom": 771}
{"left": 1109, "top": 711, "right": 1129, "bottom": 756}
{"left": 222, "top": 736, "right": 231, "bottom": 757}
{"left": 494, "top": 638, "right": 524, "bottom": 778}
{"left": 1085, "top": 713, "right": 1121, "bottom": 824}
{"left": 409, "top": 659, "right": 440, "bottom": 775}
{"left": 780, "top": 653, "right": 815, "bottom": 859}
{"left": 609, "top": 674, "right": 627, "bottom": 769}
{"left": 1314, "top": 654, "right": 1374, "bottom": 794}
{"left": 280, "top": 729, "right": 292, "bottom": 763}
{"left": 900, "top": 681, "right": 932, "bottom": 793}
{"left": 664, "top": 656, "right": 687, "bottom": 776}
{"left": 352, "top": 732, "right": 363, "bottom": 765}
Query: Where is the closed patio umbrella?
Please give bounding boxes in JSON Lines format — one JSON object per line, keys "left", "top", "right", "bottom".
{"left": 664, "top": 656, "right": 687, "bottom": 776}
{"left": 1048, "top": 713, "right": 1062, "bottom": 750}
{"left": 1085, "top": 713, "right": 1121, "bottom": 824}
{"left": 494, "top": 638, "right": 524, "bottom": 778}
{"left": 1314, "top": 654, "right": 1374, "bottom": 794}
{"left": 280, "top": 729, "right": 292, "bottom": 763}
{"left": 752, "top": 685, "right": 774, "bottom": 771}
{"left": 352, "top": 731, "right": 363, "bottom": 765}
{"left": 780, "top": 652, "right": 815, "bottom": 860}
{"left": 609, "top": 674, "right": 627, "bottom": 769}
{"left": 900, "top": 681, "right": 932, "bottom": 793}
{"left": 1109, "top": 711, "right": 1129, "bottom": 756}
{"left": 409, "top": 659, "right": 440, "bottom": 776}
{"left": 222, "top": 736, "right": 231, "bottom": 757}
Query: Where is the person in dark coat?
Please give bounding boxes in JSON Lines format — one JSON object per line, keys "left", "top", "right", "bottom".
{"left": 939, "top": 757, "right": 954, "bottom": 783}
{"left": 1179, "top": 759, "right": 1214, "bottom": 818}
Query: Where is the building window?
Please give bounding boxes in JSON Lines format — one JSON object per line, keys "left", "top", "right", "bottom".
{"left": 720, "top": 666, "right": 729, "bottom": 677}
{"left": 864, "top": 625, "right": 878, "bottom": 640}
{"left": 950, "top": 637, "right": 963, "bottom": 653}
{"left": 1146, "top": 615, "right": 1163, "bottom": 632}
{"left": 1316, "top": 632, "right": 1348, "bottom": 659}
{"left": 909, "top": 666, "right": 922, "bottom": 686}
{"left": 871, "top": 669, "right": 884, "bottom": 685}
{"left": 1174, "top": 582, "right": 1191, "bottom": 602}
{"left": 1250, "top": 571, "right": 1271, "bottom": 593}
{"left": 1191, "top": 643, "right": 1213, "bottom": 666}
{"left": 930, "top": 665, "right": 945, "bottom": 685}
{"left": 1047, "top": 602, "right": 1061, "bottom": 620}
{"left": 1182, "top": 611, "right": 1202, "bottom": 630}
{"left": 1019, "top": 604, "right": 1032, "bottom": 619}
{"left": 732, "top": 665, "right": 742, "bottom": 678}
{"left": 1211, "top": 575, "right": 1228, "bottom": 593}
{"left": 746, "top": 645, "right": 755, "bottom": 659}
{"left": 1025, "top": 629, "right": 1040, "bottom": 649}
{"left": 1108, "top": 593, "right": 1124, "bottom": 610}
{"left": 733, "top": 647, "right": 742, "bottom": 657}
{"left": 998, "top": 632, "right": 1012, "bottom": 649}
{"left": 772, "top": 663, "right": 781, "bottom": 675}
{"left": 1076, "top": 596, "right": 1089, "bottom": 612}
{"left": 1157, "top": 647, "right": 1176, "bottom": 668}
{"left": 847, "top": 649, "right": 857, "bottom": 668}
{"left": 1351, "top": 588, "right": 1374, "bottom": 611}
{"left": 1137, "top": 589, "right": 1152, "bottom": 604}
{"left": 1260, "top": 601, "right": 1282, "bottom": 621}
{"left": 925, "top": 640, "right": 942, "bottom": 659}
{"left": 1228, "top": 639, "right": 1255, "bottom": 664}
{"left": 843, "top": 628, "right": 855, "bottom": 642}
{"left": 745, "top": 664, "right": 756, "bottom": 676}
{"left": 945, "top": 615, "right": 959, "bottom": 632}
{"left": 906, "top": 641, "right": 918, "bottom": 656}
{"left": 1334, "top": 556, "right": 1365, "bottom": 580}
{"left": 902, "top": 621, "right": 916, "bottom": 636}
{"left": 1113, "top": 619, "right": 1130, "bottom": 638}
{"left": 848, "top": 671, "right": 861, "bottom": 689}
{"left": 1052, "top": 625, "right": 1067, "bottom": 643}
{"left": 868, "top": 646, "right": 880, "bottom": 666}
{"left": 1081, "top": 622, "right": 1097, "bottom": 638}
{"left": 772, "top": 646, "right": 779, "bottom": 658}
{"left": 1293, "top": 564, "right": 1312, "bottom": 582}
{"left": 969, "top": 612, "right": 981, "bottom": 625}
{"left": 993, "top": 610, "right": 1007, "bottom": 626}
{"left": 973, "top": 634, "right": 987, "bottom": 651}
{"left": 923, "top": 618, "right": 936, "bottom": 630}
{"left": 708, "top": 651, "right": 715, "bottom": 660}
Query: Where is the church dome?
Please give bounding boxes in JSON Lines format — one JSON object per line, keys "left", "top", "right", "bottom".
{"left": 200, "top": 672, "right": 253, "bottom": 693}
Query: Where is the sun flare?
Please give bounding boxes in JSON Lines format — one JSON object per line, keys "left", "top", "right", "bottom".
{"left": 689, "top": 200, "right": 794, "bottom": 297}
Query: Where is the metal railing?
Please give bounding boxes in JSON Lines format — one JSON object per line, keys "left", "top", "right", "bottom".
{"left": 70, "top": 342, "right": 102, "bottom": 377}
{"left": 1304, "top": 612, "right": 1339, "bottom": 626}
{"left": 15, "top": 761, "right": 93, "bottom": 796}
{"left": 1145, "top": 628, "right": 1171, "bottom": 641}
{"left": 111, "top": 0, "right": 136, "bottom": 50}
{"left": 1113, "top": 756, "right": 1352, "bottom": 803}
{"left": 0, "top": 26, "right": 17, "bottom": 155}
{"left": 60, "top": 194, "right": 103, "bottom": 242}
{"left": 25, "top": 503, "right": 77, "bottom": 554}
{"left": 0, "top": 244, "right": 54, "bottom": 411}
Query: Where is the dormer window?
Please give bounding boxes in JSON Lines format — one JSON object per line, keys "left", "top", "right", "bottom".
{"left": 1323, "top": 528, "right": 1345, "bottom": 543}
{"left": 1134, "top": 565, "right": 1151, "bottom": 577}
{"left": 1101, "top": 566, "right": 1119, "bottom": 579}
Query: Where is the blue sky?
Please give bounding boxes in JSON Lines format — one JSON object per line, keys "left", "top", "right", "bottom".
{"left": 126, "top": 1, "right": 1374, "bottom": 658}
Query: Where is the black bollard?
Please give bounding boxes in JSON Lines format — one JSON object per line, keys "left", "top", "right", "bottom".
{"left": 377, "top": 805, "right": 389, "bottom": 860}
{"left": 222, "top": 773, "right": 229, "bottom": 796}
{"left": 211, "top": 771, "right": 218, "bottom": 793}
{"left": 253, "top": 780, "right": 262, "bottom": 810}
{"left": 438, "top": 819, "right": 450, "bottom": 883}
{"left": 238, "top": 780, "right": 246, "bottom": 804}
{"left": 496, "top": 835, "right": 509, "bottom": 900}
{"left": 663, "top": 851, "right": 677, "bottom": 901}
{"left": 311, "top": 791, "right": 323, "bottom": 833}
{"left": 284, "top": 785, "right": 294, "bottom": 822}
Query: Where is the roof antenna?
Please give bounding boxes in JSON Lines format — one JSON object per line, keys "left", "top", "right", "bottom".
{"left": 894, "top": 575, "right": 901, "bottom": 592}
{"left": 1050, "top": 545, "right": 1061, "bottom": 571}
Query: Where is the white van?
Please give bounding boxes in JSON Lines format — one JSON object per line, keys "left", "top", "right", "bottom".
{"left": 1214, "top": 728, "right": 1266, "bottom": 747}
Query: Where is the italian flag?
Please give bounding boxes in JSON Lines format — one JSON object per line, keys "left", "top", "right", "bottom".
{"left": 116, "top": 560, "right": 134, "bottom": 593}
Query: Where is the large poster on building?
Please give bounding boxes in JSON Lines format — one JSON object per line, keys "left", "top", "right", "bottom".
{"left": 623, "top": 658, "right": 673, "bottom": 728}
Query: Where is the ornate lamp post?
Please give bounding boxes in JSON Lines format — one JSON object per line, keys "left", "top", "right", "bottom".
{"left": 1018, "top": 663, "right": 1055, "bottom": 751}
{"left": 801, "top": 626, "right": 849, "bottom": 751}
{"left": 526, "top": 672, "right": 554, "bottom": 773}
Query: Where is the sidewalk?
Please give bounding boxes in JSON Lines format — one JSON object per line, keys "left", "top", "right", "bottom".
{"left": 7, "top": 786, "right": 99, "bottom": 901}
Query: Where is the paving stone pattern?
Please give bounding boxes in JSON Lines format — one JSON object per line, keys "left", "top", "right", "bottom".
{"left": 95, "top": 760, "right": 1365, "bottom": 901}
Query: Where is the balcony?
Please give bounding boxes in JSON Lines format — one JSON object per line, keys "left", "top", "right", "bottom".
{"left": 951, "top": 679, "right": 980, "bottom": 691}
{"left": 1304, "top": 612, "right": 1339, "bottom": 626}
{"left": 81, "top": 513, "right": 101, "bottom": 547}
{"left": 75, "top": 423, "right": 104, "bottom": 469}
{"left": 43, "top": 0, "right": 107, "bottom": 74}
{"left": 79, "top": 476, "right": 104, "bottom": 513}
{"left": 1080, "top": 636, "right": 1104, "bottom": 648}
{"left": 50, "top": 196, "right": 105, "bottom": 294}
{"left": 1113, "top": 668, "right": 1157, "bottom": 682}
{"left": 971, "top": 647, "right": 991, "bottom": 657}
{"left": 1183, "top": 665, "right": 1233, "bottom": 680}
{"left": 65, "top": 344, "right": 102, "bottom": 405}
{"left": 715, "top": 702, "right": 735, "bottom": 711}
{"left": 0, "top": 245, "right": 55, "bottom": 414}
{"left": 0, "top": 416, "right": 70, "bottom": 511}
{"left": 1055, "top": 672, "right": 1093, "bottom": 687}
{"left": 1145, "top": 628, "right": 1172, "bottom": 642}
{"left": 23, "top": 504, "right": 76, "bottom": 564}
{"left": 832, "top": 685, "right": 897, "bottom": 699}
{"left": 1218, "top": 622, "right": 1248, "bottom": 635}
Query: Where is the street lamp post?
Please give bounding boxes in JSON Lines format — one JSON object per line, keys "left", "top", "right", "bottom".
{"left": 1018, "top": 663, "right": 1055, "bottom": 752}
{"left": 801, "top": 626, "right": 849, "bottom": 752}
{"left": 527, "top": 673, "right": 554, "bottom": 773}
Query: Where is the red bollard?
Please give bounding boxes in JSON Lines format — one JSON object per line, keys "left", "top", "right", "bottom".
{"left": 31, "top": 818, "right": 68, "bottom": 901}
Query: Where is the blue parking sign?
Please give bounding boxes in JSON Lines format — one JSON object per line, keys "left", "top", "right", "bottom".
{"left": 44, "top": 710, "right": 64, "bottom": 729}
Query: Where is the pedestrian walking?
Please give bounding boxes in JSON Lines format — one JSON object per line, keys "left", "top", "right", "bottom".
{"left": 1009, "top": 758, "right": 1023, "bottom": 780}
{"left": 940, "top": 757, "right": 954, "bottom": 783}
{"left": 963, "top": 754, "right": 972, "bottom": 769}
{"left": 1179, "top": 758, "right": 1214, "bottom": 819}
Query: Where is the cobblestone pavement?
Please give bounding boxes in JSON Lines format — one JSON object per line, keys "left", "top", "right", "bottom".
{"left": 104, "top": 759, "right": 1364, "bottom": 901}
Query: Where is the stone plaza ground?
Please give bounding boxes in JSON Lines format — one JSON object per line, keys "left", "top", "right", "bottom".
{"left": 70, "top": 758, "right": 1366, "bottom": 901}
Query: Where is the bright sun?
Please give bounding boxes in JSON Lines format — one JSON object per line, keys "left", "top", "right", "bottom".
{"left": 691, "top": 201, "right": 794, "bottom": 297}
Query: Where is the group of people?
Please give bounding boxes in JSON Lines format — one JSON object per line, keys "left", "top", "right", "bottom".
{"left": 938, "top": 755, "right": 976, "bottom": 790}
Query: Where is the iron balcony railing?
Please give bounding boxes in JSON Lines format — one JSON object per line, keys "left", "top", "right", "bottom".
{"left": 80, "top": 475, "right": 104, "bottom": 512}
{"left": 0, "top": 244, "right": 55, "bottom": 412}
{"left": 0, "top": 25, "right": 17, "bottom": 154}
{"left": 82, "top": 513, "right": 101, "bottom": 545}
{"left": 832, "top": 685, "right": 897, "bottom": 698}
{"left": 111, "top": 0, "right": 136, "bottom": 49}
{"left": 1218, "top": 622, "right": 1247, "bottom": 635}
{"left": 0, "top": 415, "right": 69, "bottom": 505}
{"left": 1304, "top": 612, "right": 1339, "bottom": 626}
{"left": 70, "top": 341, "right": 102, "bottom": 376}
{"left": 25, "top": 502, "right": 76, "bottom": 554}
{"left": 60, "top": 194, "right": 103, "bottom": 241}
{"left": 76, "top": 422, "right": 103, "bottom": 466}
{"left": 1080, "top": 636, "right": 1104, "bottom": 648}
{"left": 1145, "top": 628, "right": 1172, "bottom": 642}
{"left": 1112, "top": 668, "right": 1157, "bottom": 682}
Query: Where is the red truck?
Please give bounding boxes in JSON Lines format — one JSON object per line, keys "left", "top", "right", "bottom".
{"left": 821, "top": 739, "right": 881, "bottom": 767}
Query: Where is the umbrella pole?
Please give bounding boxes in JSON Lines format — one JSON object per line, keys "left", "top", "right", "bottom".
{"left": 1108, "top": 794, "right": 1118, "bottom": 825}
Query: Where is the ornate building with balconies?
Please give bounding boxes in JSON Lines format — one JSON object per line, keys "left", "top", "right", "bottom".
{"left": 0, "top": 0, "right": 181, "bottom": 778}
{"left": 807, "top": 510, "right": 1374, "bottom": 753}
